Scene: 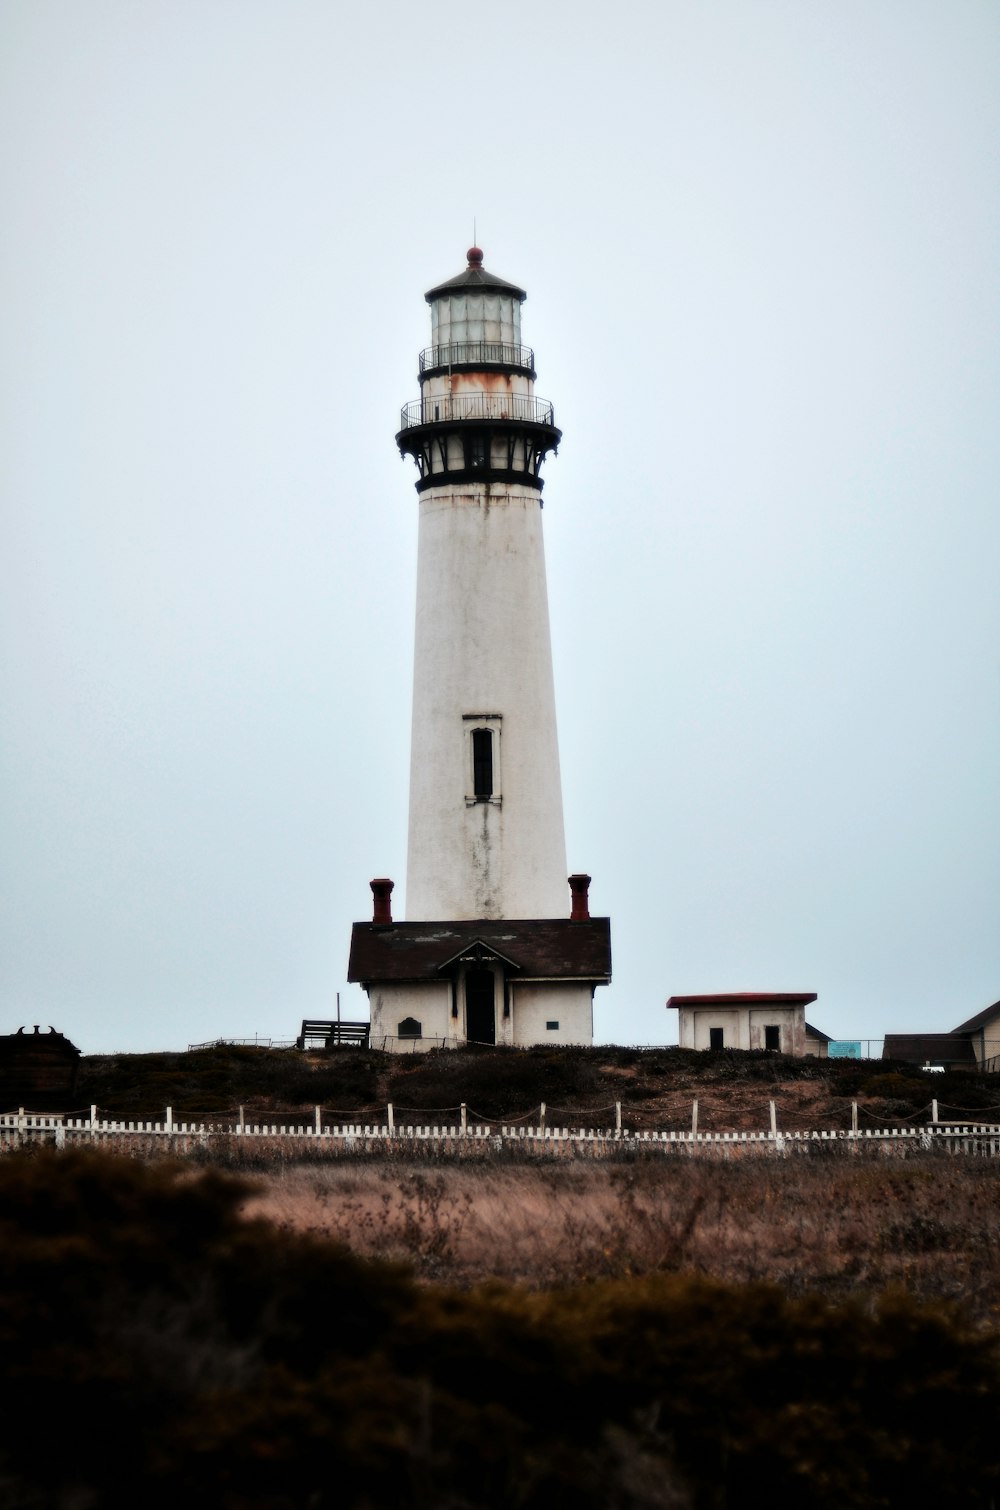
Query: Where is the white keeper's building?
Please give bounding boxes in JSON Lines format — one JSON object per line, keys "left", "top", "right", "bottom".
{"left": 348, "top": 248, "right": 611, "bottom": 1050}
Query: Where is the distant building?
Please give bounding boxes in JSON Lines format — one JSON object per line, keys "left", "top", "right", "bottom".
{"left": 347, "top": 249, "right": 611, "bottom": 1050}
{"left": 667, "top": 992, "right": 829, "bottom": 1058}
{"left": 952, "top": 999, "right": 1000, "bottom": 1070}
{"left": 0, "top": 1026, "right": 81, "bottom": 1111}
{"left": 883, "top": 998, "right": 1000, "bottom": 1071}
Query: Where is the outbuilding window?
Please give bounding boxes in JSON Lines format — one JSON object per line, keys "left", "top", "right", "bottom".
{"left": 709, "top": 1027, "right": 725, "bottom": 1050}
{"left": 764, "top": 1025, "right": 781, "bottom": 1052}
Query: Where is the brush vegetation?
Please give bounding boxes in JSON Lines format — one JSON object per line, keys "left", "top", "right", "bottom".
{"left": 76, "top": 1042, "right": 1000, "bottom": 1130}
{"left": 2, "top": 1149, "right": 999, "bottom": 1510}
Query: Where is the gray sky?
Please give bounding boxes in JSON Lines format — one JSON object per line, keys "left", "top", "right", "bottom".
{"left": 2, "top": 0, "right": 998, "bottom": 1054}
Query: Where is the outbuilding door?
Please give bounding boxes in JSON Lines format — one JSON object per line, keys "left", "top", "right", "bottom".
{"left": 465, "top": 970, "right": 496, "bottom": 1045}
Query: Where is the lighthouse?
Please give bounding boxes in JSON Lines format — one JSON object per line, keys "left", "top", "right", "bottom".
{"left": 348, "top": 249, "right": 611, "bottom": 1050}
{"left": 404, "top": 247, "right": 567, "bottom": 921}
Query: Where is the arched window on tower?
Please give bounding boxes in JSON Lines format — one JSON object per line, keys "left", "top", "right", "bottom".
{"left": 464, "top": 713, "right": 501, "bottom": 804}
{"left": 472, "top": 728, "right": 493, "bottom": 799}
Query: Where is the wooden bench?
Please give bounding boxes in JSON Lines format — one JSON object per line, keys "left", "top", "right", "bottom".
{"left": 296, "top": 1020, "right": 370, "bottom": 1050}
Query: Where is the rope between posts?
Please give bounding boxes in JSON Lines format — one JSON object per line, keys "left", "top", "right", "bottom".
{"left": 315, "top": 1109, "right": 385, "bottom": 1120}
{"left": 856, "top": 1101, "right": 931, "bottom": 1125}
{"left": 546, "top": 1104, "right": 618, "bottom": 1119}
{"left": 391, "top": 1105, "right": 465, "bottom": 1116}
{"left": 934, "top": 1102, "right": 1000, "bottom": 1117}
{"left": 470, "top": 1106, "right": 536, "bottom": 1125}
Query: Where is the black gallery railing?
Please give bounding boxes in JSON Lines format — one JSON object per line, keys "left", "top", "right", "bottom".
{"left": 418, "top": 341, "right": 534, "bottom": 373}
{"left": 399, "top": 393, "right": 555, "bottom": 430}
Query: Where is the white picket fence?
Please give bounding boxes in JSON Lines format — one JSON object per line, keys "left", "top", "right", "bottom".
{"left": 2, "top": 1108, "right": 1000, "bottom": 1157}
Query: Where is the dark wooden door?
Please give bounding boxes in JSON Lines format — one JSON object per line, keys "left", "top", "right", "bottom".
{"left": 465, "top": 970, "right": 496, "bottom": 1045}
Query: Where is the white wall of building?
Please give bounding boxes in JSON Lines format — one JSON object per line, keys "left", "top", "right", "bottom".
{"left": 679, "top": 1004, "right": 807, "bottom": 1055}
{"left": 512, "top": 982, "right": 593, "bottom": 1046}
{"left": 365, "top": 974, "right": 595, "bottom": 1052}
{"left": 369, "top": 982, "right": 453, "bottom": 1050}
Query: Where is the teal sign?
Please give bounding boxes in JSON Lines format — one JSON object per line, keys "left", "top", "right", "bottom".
{"left": 828, "top": 1041, "right": 861, "bottom": 1059}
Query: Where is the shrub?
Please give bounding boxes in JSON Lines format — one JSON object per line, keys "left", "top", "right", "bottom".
{"left": 1, "top": 1150, "right": 999, "bottom": 1508}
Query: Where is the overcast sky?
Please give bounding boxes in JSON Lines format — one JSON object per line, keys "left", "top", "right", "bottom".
{"left": 2, "top": 0, "right": 998, "bottom": 1055}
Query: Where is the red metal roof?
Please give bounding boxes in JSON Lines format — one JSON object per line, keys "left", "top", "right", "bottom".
{"left": 666, "top": 992, "right": 817, "bottom": 1009}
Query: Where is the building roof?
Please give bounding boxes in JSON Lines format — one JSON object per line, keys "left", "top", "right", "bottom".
{"left": 804, "top": 1022, "right": 833, "bottom": 1043}
{"left": 882, "top": 1033, "right": 978, "bottom": 1065}
{"left": 952, "top": 998, "right": 1000, "bottom": 1035}
{"left": 425, "top": 248, "right": 527, "bottom": 304}
{"left": 348, "top": 918, "right": 611, "bottom": 985}
{"left": 666, "top": 992, "right": 818, "bottom": 1010}
{"left": 0, "top": 1027, "right": 81, "bottom": 1058}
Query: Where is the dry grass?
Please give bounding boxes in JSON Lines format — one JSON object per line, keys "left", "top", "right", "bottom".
{"left": 241, "top": 1154, "right": 1000, "bottom": 1317}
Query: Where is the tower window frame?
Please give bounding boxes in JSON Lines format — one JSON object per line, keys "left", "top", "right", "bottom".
{"left": 472, "top": 728, "right": 493, "bottom": 798}
{"left": 463, "top": 713, "right": 502, "bottom": 805}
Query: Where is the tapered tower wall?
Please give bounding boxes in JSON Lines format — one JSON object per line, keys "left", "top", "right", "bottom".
{"left": 406, "top": 478, "right": 567, "bottom": 920}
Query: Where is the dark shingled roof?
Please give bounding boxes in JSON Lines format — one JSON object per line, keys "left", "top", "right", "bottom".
{"left": 348, "top": 918, "right": 611, "bottom": 985}
{"left": 882, "top": 1033, "right": 977, "bottom": 1065}
{"left": 952, "top": 999, "right": 1000, "bottom": 1035}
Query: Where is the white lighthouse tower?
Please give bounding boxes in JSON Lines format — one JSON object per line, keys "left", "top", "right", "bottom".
{"left": 349, "top": 248, "right": 610, "bottom": 1050}
{"left": 402, "top": 247, "right": 567, "bottom": 921}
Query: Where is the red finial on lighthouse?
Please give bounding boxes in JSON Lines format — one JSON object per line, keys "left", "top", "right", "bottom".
{"left": 467, "top": 246, "right": 484, "bottom": 266}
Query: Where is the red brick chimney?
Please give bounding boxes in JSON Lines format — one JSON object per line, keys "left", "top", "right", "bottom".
{"left": 568, "top": 873, "right": 591, "bottom": 921}
{"left": 370, "top": 878, "right": 394, "bottom": 925}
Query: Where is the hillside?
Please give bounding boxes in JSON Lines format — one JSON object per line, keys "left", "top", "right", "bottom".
{"left": 76, "top": 1043, "right": 1000, "bottom": 1130}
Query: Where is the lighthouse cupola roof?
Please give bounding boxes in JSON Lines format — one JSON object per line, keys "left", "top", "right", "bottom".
{"left": 425, "top": 247, "right": 527, "bottom": 304}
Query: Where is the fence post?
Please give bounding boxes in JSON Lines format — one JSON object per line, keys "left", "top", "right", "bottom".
{"left": 387, "top": 1102, "right": 394, "bottom": 1135}
{"left": 691, "top": 1099, "right": 698, "bottom": 1136}
{"left": 615, "top": 1101, "right": 622, "bottom": 1134}
{"left": 238, "top": 1105, "right": 245, "bottom": 1135}
{"left": 539, "top": 1102, "right": 546, "bottom": 1133}
{"left": 90, "top": 1105, "right": 97, "bottom": 1133}
{"left": 314, "top": 1105, "right": 322, "bottom": 1136}
{"left": 851, "top": 1100, "right": 858, "bottom": 1134}
{"left": 460, "top": 1102, "right": 467, "bottom": 1136}
{"left": 165, "top": 1106, "right": 173, "bottom": 1135}
{"left": 769, "top": 1100, "right": 777, "bottom": 1137}
{"left": 931, "top": 1099, "right": 938, "bottom": 1124}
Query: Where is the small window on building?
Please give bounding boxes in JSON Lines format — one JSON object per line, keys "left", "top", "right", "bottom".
{"left": 467, "top": 434, "right": 487, "bottom": 469}
{"left": 472, "top": 728, "right": 493, "bottom": 799}
{"left": 764, "top": 1025, "right": 781, "bottom": 1052}
{"left": 546, "top": 1021, "right": 559, "bottom": 1031}
{"left": 709, "top": 1027, "right": 725, "bottom": 1051}
{"left": 398, "top": 1017, "right": 422, "bottom": 1039}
